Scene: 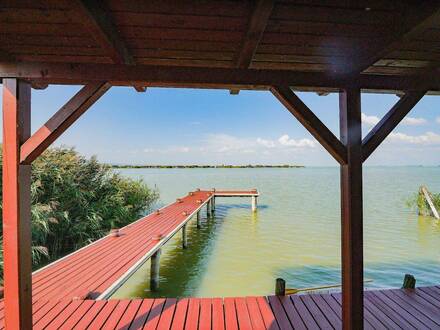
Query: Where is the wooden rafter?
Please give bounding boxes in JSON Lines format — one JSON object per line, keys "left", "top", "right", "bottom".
{"left": 362, "top": 90, "right": 426, "bottom": 162}
{"left": 2, "top": 61, "right": 440, "bottom": 92}
{"left": 347, "top": 3, "right": 440, "bottom": 74}
{"left": 235, "top": 0, "right": 274, "bottom": 69}
{"left": 271, "top": 86, "right": 347, "bottom": 164}
{"left": 71, "top": 0, "right": 133, "bottom": 65}
{"left": 20, "top": 82, "right": 111, "bottom": 164}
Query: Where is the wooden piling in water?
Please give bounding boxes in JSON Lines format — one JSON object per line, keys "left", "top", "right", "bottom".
{"left": 197, "top": 211, "right": 201, "bottom": 229}
{"left": 252, "top": 196, "right": 257, "bottom": 212}
{"left": 275, "top": 278, "right": 286, "bottom": 296}
{"left": 182, "top": 224, "right": 188, "bottom": 248}
{"left": 419, "top": 186, "right": 440, "bottom": 219}
{"left": 150, "top": 249, "right": 161, "bottom": 291}
{"left": 207, "top": 199, "right": 211, "bottom": 217}
{"left": 402, "top": 274, "right": 416, "bottom": 289}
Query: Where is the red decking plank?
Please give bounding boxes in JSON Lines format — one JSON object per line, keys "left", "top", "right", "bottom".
{"left": 184, "top": 298, "right": 200, "bottom": 330}
{"left": 224, "top": 297, "right": 238, "bottom": 330}
{"left": 267, "top": 296, "right": 292, "bottom": 330}
{"left": 73, "top": 300, "right": 107, "bottom": 329}
{"left": 256, "top": 296, "right": 279, "bottom": 330}
{"left": 373, "top": 290, "right": 427, "bottom": 329}
{"left": 363, "top": 293, "right": 409, "bottom": 329}
{"left": 43, "top": 300, "right": 84, "bottom": 329}
{"left": 31, "top": 299, "right": 62, "bottom": 325}
{"left": 87, "top": 300, "right": 119, "bottom": 328}
{"left": 171, "top": 298, "right": 189, "bottom": 330}
{"left": 392, "top": 288, "right": 440, "bottom": 320}
{"left": 422, "top": 285, "right": 440, "bottom": 299}
{"left": 276, "top": 295, "right": 304, "bottom": 330}
{"left": 199, "top": 298, "right": 212, "bottom": 330}
{"left": 103, "top": 300, "right": 131, "bottom": 329}
{"left": 289, "top": 295, "right": 318, "bottom": 329}
{"left": 156, "top": 298, "right": 178, "bottom": 330}
{"left": 33, "top": 300, "right": 71, "bottom": 329}
{"left": 59, "top": 299, "right": 96, "bottom": 329}
{"left": 299, "top": 294, "right": 333, "bottom": 328}
{"left": 212, "top": 298, "right": 225, "bottom": 330}
{"left": 309, "top": 294, "right": 342, "bottom": 329}
{"left": 116, "top": 299, "right": 143, "bottom": 330}
{"left": 332, "top": 292, "right": 383, "bottom": 329}
{"left": 245, "top": 297, "right": 266, "bottom": 329}
{"left": 414, "top": 287, "right": 440, "bottom": 308}
{"left": 381, "top": 290, "right": 440, "bottom": 328}
{"left": 234, "top": 297, "right": 252, "bottom": 330}
{"left": 144, "top": 298, "right": 166, "bottom": 330}
{"left": 129, "top": 299, "right": 155, "bottom": 330}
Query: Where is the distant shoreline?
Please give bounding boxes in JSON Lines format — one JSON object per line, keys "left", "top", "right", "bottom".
{"left": 111, "top": 164, "right": 305, "bottom": 169}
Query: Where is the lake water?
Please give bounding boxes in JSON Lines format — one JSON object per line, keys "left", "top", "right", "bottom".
{"left": 111, "top": 167, "right": 440, "bottom": 299}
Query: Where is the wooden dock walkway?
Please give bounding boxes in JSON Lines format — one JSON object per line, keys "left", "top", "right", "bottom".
{"left": 1, "top": 286, "right": 440, "bottom": 329}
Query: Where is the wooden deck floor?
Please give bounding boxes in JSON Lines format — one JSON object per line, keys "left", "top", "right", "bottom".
{"left": 1, "top": 287, "right": 440, "bottom": 329}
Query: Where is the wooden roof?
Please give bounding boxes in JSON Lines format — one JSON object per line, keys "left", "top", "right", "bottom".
{"left": 1, "top": 0, "right": 440, "bottom": 92}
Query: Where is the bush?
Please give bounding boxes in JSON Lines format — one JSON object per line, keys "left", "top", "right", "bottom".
{"left": 0, "top": 147, "right": 159, "bottom": 282}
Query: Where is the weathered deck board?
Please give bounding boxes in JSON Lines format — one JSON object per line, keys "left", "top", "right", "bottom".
{"left": 1, "top": 287, "right": 440, "bottom": 329}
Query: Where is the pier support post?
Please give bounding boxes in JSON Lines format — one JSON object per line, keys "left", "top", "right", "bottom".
{"left": 197, "top": 211, "right": 201, "bottom": 229}
{"left": 251, "top": 196, "right": 257, "bottom": 212}
{"left": 182, "top": 224, "right": 188, "bottom": 248}
{"left": 150, "top": 249, "right": 161, "bottom": 291}
{"left": 207, "top": 200, "right": 212, "bottom": 218}
{"left": 340, "top": 87, "right": 364, "bottom": 330}
{"left": 212, "top": 197, "right": 216, "bottom": 211}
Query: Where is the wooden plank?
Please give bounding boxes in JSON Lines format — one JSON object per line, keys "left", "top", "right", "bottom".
{"left": 59, "top": 299, "right": 95, "bottom": 329}
{"left": 43, "top": 300, "right": 84, "bottom": 329}
{"left": 212, "top": 298, "right": 225, "bottom": 330}
{"left": 185, "top": 298, "right": 200, "bottom": 330}
{"left": 224, "top": 297, "right": 238, "bottom": 330}
{"left": 33, "top": 300, "right": 71, "bottom": 329}
{"left": 267, "top": 296, "right": 292, "bottom": 330}
{"left": 339, "top": 87, "right": 363, "bottom": 329}
{"left": 390, "top": 289, "right": 440, "bottom": 323}
{"left": 234, "top": 297, "right": 252, "bottom": 330}
{"left": 271, "top": 86, "right": 347, "bottom": 164}
{"left": 277, "top": 295, "right": 305, "bottom": 329}
{"left": 87, "top": 300, "right": 119, "bottom": 328}
{"left": 70, "top": 0, "right": 134, "bottom": 64}
{"left": 156, "top": 298, "right": 177, "bottom": 330}
{"left": 198, "top": 298, "right": 212, "bottom": 330}
{"left": 102, "top": 300, "right": 130, "bottom": 329}
{"left": 72, "top": 300, "right": 107, "bottom": 329}
{"left": 256, "top": 296, "right": 278, "bottom": 330}
{"left": 310, "top": 294, "right": 342, "bottom": 329}
{"left": 234, "top": 0, "right": 273, "bottom": 69}
{"left": 144, "top": 298, "right": 166, "bottom": 330}
{"left": 171, "top": 298, "right": 189, "bottom": 330}
{"left": 116, "top": 299, "right": 143, "bottom": 330}
{"left": 245, "top": 297, "right": 266, "bottom": 329}
{"left": 289, "top": 295, "right": 318, "bottom": 329}
{"left": 420, "top": 186, "right": 440, "bottom": 219}
{"left": 2, "top": 79, "right": 32, "bottom": 330}
{"left": 20, "top": 82, "right": 110, "bottom": 164}
{"left": 129, "top": 299, "right": 154, "bottom": 330}
{"left": 301, "top": 294, "right": 334, "bottom": 328}
{"left": 362, "top": 91, "right": 426, "bottom": 161}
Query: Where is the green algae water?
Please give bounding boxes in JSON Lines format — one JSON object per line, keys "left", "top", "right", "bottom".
{"left": 111, "top": 167, "right": 440, "bottom": 299}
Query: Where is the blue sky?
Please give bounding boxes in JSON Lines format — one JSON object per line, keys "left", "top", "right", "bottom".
{"left": 1, "top": 85, "right": 440, "bottom": 166}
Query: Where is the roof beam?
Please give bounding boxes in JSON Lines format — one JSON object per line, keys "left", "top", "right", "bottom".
{"left": 271, "top": 86, "right": 347, "bottom": 164}
{"left": 1, "top": 61, "right": 440, "bottom": 92}
{"left": 70, "top": 0, "right": 134, "bottom": 65}
{"left": 235, "top": 0, "right": 274, "bottom": 69}
{"left": 20, "top": 82, "right": 111, "bottom": 164}
{"left": 347, "top": 3, "right": 440, "bottom": 74}
{"left": 362, "top": 90, "right": 426, "bottom": 162}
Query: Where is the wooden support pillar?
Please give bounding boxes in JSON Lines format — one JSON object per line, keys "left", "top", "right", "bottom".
{"left": 207, "top": 200, "right": 212, "bottom": 218}
{"left": 339, "top": 87, "right": 364, "bottom": 330}
{"left": 2, "top": 79, "right": 32, "bottom": 330}
{"left": 211, "top": 197, "right": 215, "bottom": 212}
{"left": 251, "top": 196, "right": 257, "bottom": 212}
{"left": 150, "top": 249, "right": 161, "bottom": 291}
{"left": 197, "top": 211, "right": 201, "bottom": 229}
{"left": 182, "top": 224, "right": 188, "bottom": 248}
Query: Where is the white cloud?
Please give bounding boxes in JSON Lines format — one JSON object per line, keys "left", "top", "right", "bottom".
{"left": 362, "top": 112, "right": 426, "bottom": 127}
{"left": 361, "top": 113, "right": 380, "bottom": 126}
{"left": 256, "top": 138, "right": 276, "bottom": 148}
{"left": 436, "top": 117, "right": 440, "bottom": 124}
{"left": 388, "top": 131, "right": 440, "bottom": 145}
{"left": 278, "top": 134, "right": 316, "bottom": 148}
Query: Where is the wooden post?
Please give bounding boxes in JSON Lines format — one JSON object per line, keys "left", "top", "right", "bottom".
{"left": 2, "top": 79, "right": 32, "bottom": 330}
{"left": 275, "top": 278, "right": 286, "bottom": 296}
{"left": 212, "top": 197, "right": 216, "bottom": 211}
{"left": 207, "top": 200, "right": 211, "bottom": 218}
{"left": 252, "top": 196, "right": 257, "bottom": 212}
{"left": 340, "top": 87, "right": 364, "bottom": 330}
{"left": 182, "top": 224, "right": 188, "bottom": 248}
{"left": 197, "top": 211, "right": 201, "bottom": 229}
{"left": 150, "top": 249, "right": 161, "bottom": 291}
{"left": 402, "top": 274, "right": 416, "bottom": 289}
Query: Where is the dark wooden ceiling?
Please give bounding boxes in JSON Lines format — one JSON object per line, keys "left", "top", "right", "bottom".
{"left": 0, "top": 0, "right": 439, "bottom": 91}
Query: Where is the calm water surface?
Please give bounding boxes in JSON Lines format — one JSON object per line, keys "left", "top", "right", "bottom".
{"left": 111, "top": 167, "right": 440, "bottom": 299}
